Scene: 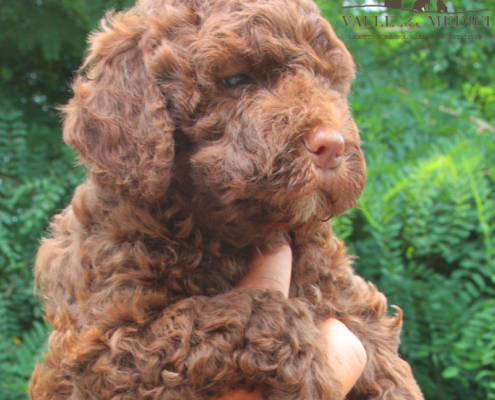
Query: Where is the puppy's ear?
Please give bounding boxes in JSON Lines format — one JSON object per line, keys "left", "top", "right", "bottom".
{"left": 62, "top": 9, "right": 197, "bottom": 202}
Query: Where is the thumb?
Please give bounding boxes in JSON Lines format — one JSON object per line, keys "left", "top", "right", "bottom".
{"left": 237, "top": 244, "right": 292, "bottom": 298}
{"left": 321, "top": 319, "right": 368, "bottom": 395}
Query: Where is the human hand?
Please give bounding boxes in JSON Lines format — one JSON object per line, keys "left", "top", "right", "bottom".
{"left": 215, "top": 243, "right": 367, "bottom": 399}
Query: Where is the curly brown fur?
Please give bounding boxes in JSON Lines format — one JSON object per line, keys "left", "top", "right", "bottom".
{"left": 29, "top": 0, "right": 424, "bottom": 399}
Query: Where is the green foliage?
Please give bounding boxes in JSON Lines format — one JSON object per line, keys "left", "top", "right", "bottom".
{"left": 0, "top": 321, "right": 49, "bottom": 400}
{"left": 319, "top": 1, "right": 495, "bottom": 398}
{"left": 343, "top": 81, "right": 495, "bottom": 398}
{"left": 0, "top": 105, "right": 82, "bottom": 398}
{"left": 0, "top": 0, "right": 494, "bottom": 399}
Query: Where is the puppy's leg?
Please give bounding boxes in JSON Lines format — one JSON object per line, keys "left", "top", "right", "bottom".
{"left": 293, "top": 229, "right": 423, "bottom": 400}
{"left": 51, "top": 288, "right": 342, "bottom": 400}
{"left": 322, "top": 275, "right": 424, "bottom": 400}
{"left": 346, "top": 277, "right": 424, "bottom": 400}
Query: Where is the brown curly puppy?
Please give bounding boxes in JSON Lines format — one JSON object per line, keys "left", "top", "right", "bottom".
{"left": 29, "top": 0, "right": 424, "bottom": 399}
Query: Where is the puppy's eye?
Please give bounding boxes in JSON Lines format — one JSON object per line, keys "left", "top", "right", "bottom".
{"left": 222, "top": 74, "right": 253, "bottom": 89}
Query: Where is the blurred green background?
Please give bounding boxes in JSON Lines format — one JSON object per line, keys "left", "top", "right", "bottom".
{"left": 0, "top": 0, "right": 494, "bottom": 399}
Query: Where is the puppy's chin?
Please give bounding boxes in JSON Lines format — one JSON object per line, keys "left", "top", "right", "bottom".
{"left": 277, "top": 179, "right": 364, "bottom": 226}
{"left": 264, "top": 145, "right": 366, "bottom": 224}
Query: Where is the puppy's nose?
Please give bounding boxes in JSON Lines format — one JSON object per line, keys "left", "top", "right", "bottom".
{"left": 304, "top": 127, "right": 345, "bottom": 170}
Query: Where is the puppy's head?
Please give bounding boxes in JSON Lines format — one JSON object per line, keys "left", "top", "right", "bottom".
{"left": 64, "top": 0, "right": 365, "bottom": 233}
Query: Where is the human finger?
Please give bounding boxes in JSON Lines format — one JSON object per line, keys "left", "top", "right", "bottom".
{"left": 237, "top": 244, "right": 292, "bottom": 298}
